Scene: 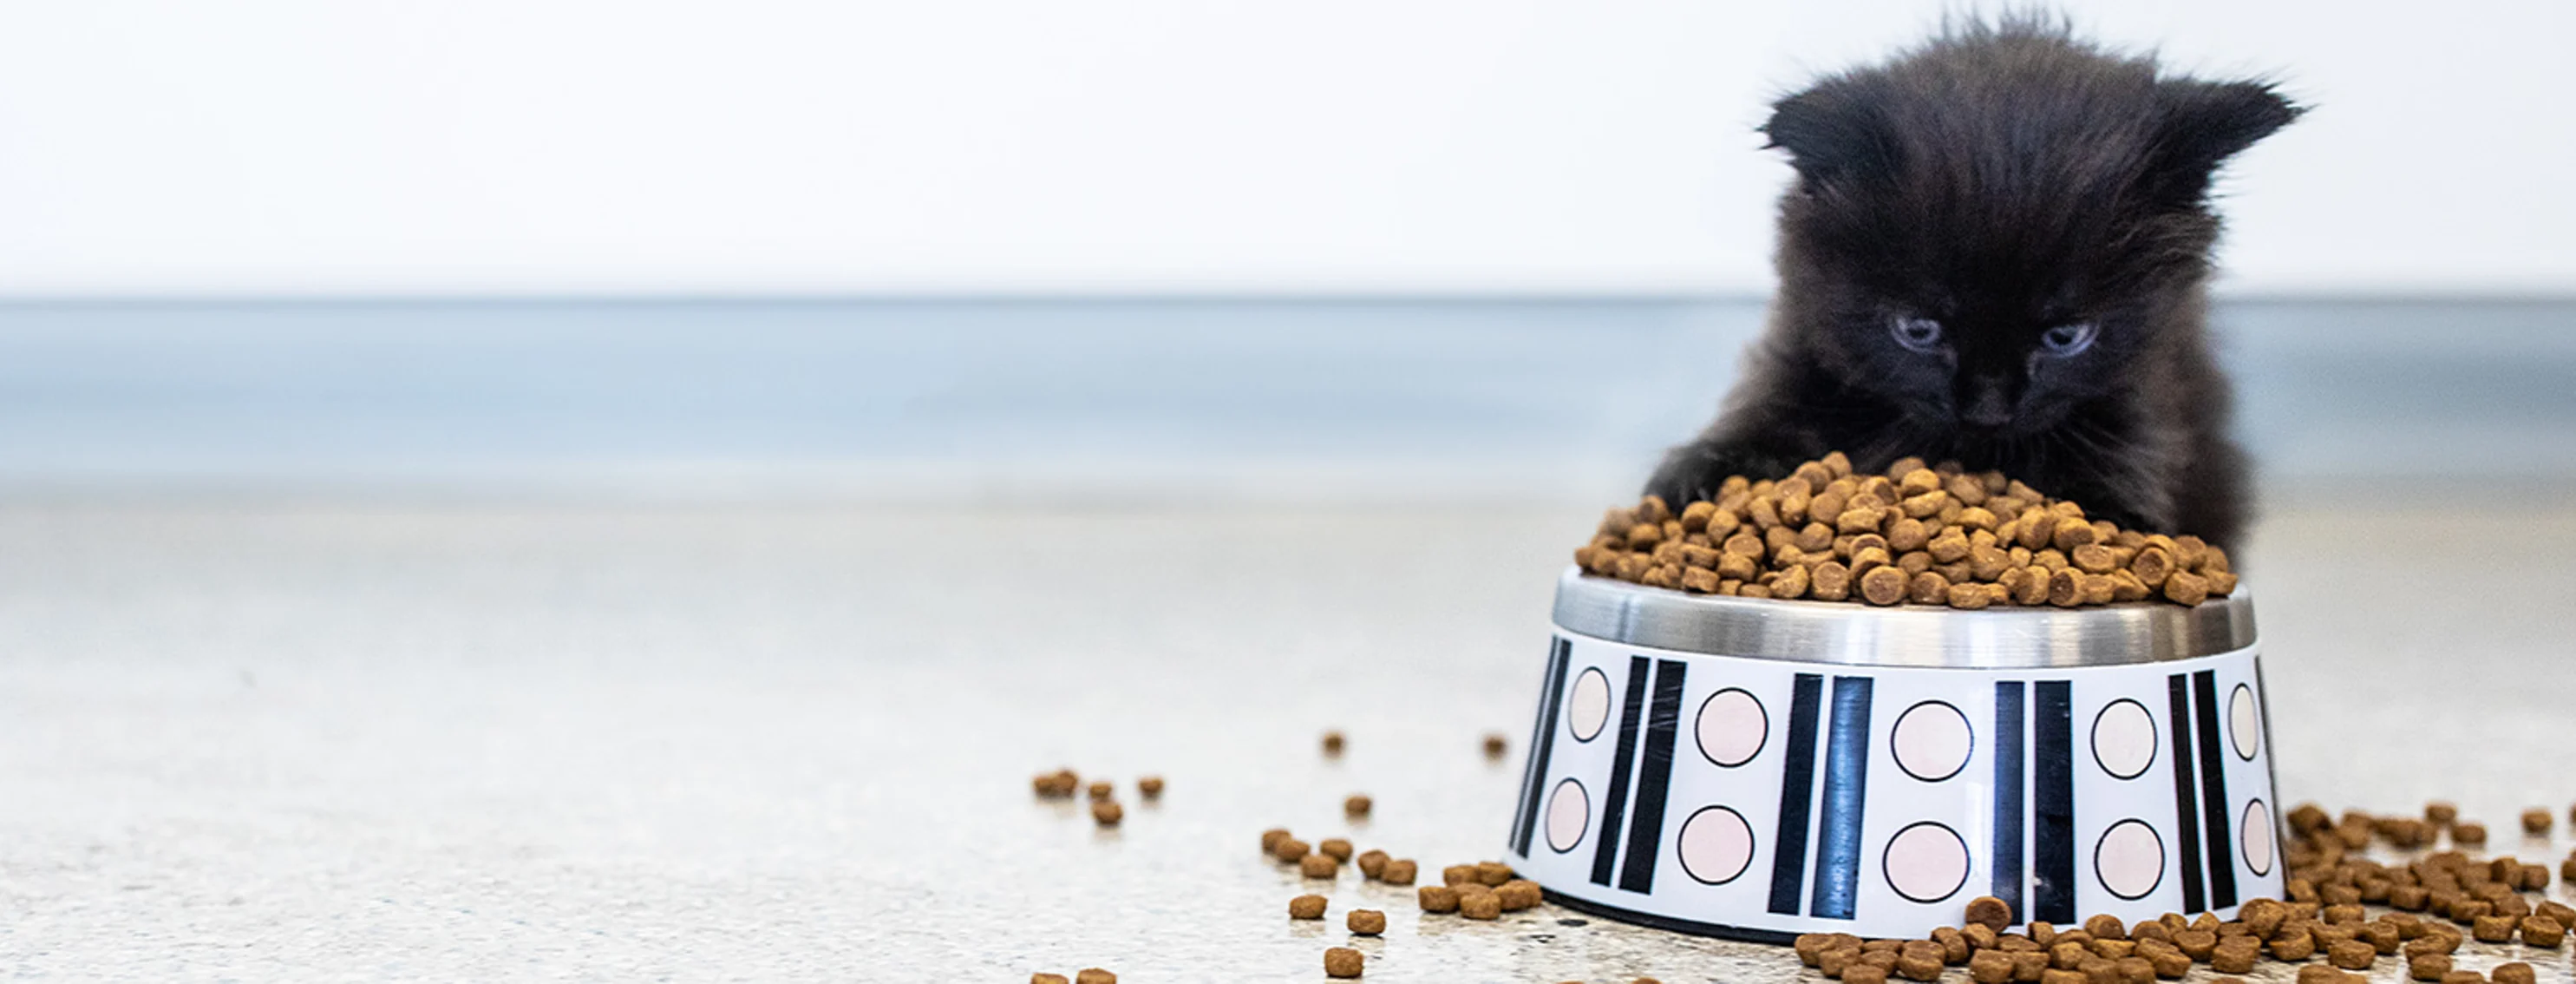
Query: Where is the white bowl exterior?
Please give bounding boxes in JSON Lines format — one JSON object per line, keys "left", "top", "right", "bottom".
{"left": 1508, "top": 624, "right": 2280, "bottom": 940}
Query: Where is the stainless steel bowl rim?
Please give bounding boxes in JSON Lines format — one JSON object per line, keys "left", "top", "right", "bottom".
{"left": 1551, "top": 566, "right": 2255, "bottom": 668}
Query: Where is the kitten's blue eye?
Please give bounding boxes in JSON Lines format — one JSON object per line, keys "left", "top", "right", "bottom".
{"left": 2040, "top": 322, "right": 2098, "bottom": 357}
{"left": 1891, "top": 317, "right": 1945, "bottom": 352}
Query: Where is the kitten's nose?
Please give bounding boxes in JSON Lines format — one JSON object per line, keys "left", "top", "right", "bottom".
{"left": 1961, "top": 381, "right": 2015, "bottom": 429}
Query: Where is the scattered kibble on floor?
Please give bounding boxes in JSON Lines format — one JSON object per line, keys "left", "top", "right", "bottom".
{"left": 1789, "top": 800, "right": 2576, "bottom": 984}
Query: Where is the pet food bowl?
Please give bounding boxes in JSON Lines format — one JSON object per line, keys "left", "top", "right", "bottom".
{"left": 1507, "top": 567, "right": 2275, "bottom": 941}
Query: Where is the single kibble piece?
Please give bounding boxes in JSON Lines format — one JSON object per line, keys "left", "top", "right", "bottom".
{"left": 1347, "top": 909, "right": 1387, "bottom": 935}
{"left": 2521, "top": 914, "right": 2566, "bottom": 946}
{"left": 2208, "top": 944, "right": 2257, "bottom": 974}
{"left": 1381, "top": 859, "right": 1417, "bottom": 885}
{"left": 1319, "top": 838, "right": 1354, "bottom": 862}
{"left": 1965, "top": 895, "right": 2015, "bottom": 932}
{"left": 1324, "top": 947, "right": 1365, "bottom": 979}
{"left": 1418, "top": 885, "right": 1459, "bottom": 913}
{"left": 1496, "top": 880, "right": 1542, "bottom": 911}
{"left": 1274, "top": 837, "right": 1311, "bottom": 863}
{"left": 2425, "top": 802, "right": 2458, "bottom": 825}
{"left": 1442, "top": 863, "right": 1477, "bottom": 886}
{"left": 1087, "top": 780, "right": 1114, "bottom": 801}
{"left": 2085, "top": 915, "right": 2128, "bottom": 941}
{"left": 1475, "top": 861, "right": 1514, "bottom": 886}
{"left": 2439, "top": 973, "right": 2484, "bottom": 984}
{"left": 1289, "top": 893, "right": 1328, "bottom": 919}
{"left": 1261, "top": 828, "right": 1291, "bottom": 853}
{"left": 2409, "top": 954, "right": 2451, "bottom": 981}
{"left": 1845, "top": 965, "right": 1890, "bottom": 984}
{"left": 1860, "top": 565, "right": 1909, "bottom": 606}
{"left": 1483, "top": 733, "right": 1509, "bottom": 758}
{"left": 2494, "top": 962, "right": 2536, "bottom": 984}
{"left": 1032, "top": 974, "right": 1069, "bottom": 984}
{"left": 2270, "top": 931, "right": 2316, "bottom": 961}
{"left": 1135, "top": 776, "right": 1163, "bottom": 798}
{"left": 1344, "top": 794, "right": 1373, "bottom": 817}
{"left": 1076, "top": 970, "right": 1115, "bottom": 984}
{"left": 2473, "top": 915, "right": 2518, "bottom": 942}
{"left": 1894, "top": 951, "right": 1943, "bottom": 981}
{"left": 2524, "top": 808, "right": 2553, "bottom": 834}
{"left": 1090, "top": 801, "right": 1122, "bottom": 826}
{"left": 2328, "top": 939, "right": 2376, "bottom": 969}
{"left": 1460, "top": 891, "right": 1502, "bottom": 920}
{"left": 1968, "top": 950, "right": 2015, "bottom": 984}
{"left": 2453, "top": 822, "right": 2487, "bottom": 845}
{"left": 1322, "top": 731, "right": 1345, "bottom": 757}
{"left": 1356, "top": 850, "right": 1389, "bottom": 879}
{"left": 1301, "top": 853, "right": 1339, "bottom": 878}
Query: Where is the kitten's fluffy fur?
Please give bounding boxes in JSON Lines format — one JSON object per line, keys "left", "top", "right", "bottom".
{"left": 1647, "top": 18, "right": 2296, "bottom": 547}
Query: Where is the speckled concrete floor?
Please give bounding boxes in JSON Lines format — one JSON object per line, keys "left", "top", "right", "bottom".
{"left": 3, "top": 501, "right": 2573, "bottom": 982}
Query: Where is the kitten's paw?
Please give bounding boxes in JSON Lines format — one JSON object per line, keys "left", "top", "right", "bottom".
{"left": 1643, "top": 444, "right": 1794, "bottom": 505}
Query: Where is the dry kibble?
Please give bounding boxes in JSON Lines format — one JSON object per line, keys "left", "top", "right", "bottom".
{"left": 1274, "top": 838, "right": 1311, "bottom": 863}
{"left": 1090, "top": 800, "right": 1122, "bottom": 826}
{"left": 1381, "top": 859, "right": 1417, "bottom": 885}
{"left": 1086, "top": 780, "right": 1113, "bottom": 801}
{"left": 1460, "top": 891, "right": 1502, "bottom": 920}
{"left": 1417, "top": 885, "right": 1458, "bottom": 913}
{"left": 1321, "top": 731, "right": 1345, "bottom": 757}
{"left": 1576, "top": 456, "right": 2228, "bottom": 607}
{"left": 2426, "top": 802, "right": 2458, "bottom": 825}
{"left": 2439, "top": 973, "right": 2484, "bottom": 984}
{"left": 1318, "top": 838, "right": 1353, "bottom": 862}
{"left": 2494, "top": 962, "right": 2535, "bottom": 984}
{"left": 2472, "top": 914, "right": 2518, "bottom": 942}
{"left": 1860, "top": 565, "right": 1910, "bottom": 606}
{"left": 1347, "top": 909, "right": 1386, "bottom": 935}
{"left": 2328, "top": 939, "right": 2376, "bottom": 969}
{"left": 1136, "top": 776, "right": 1163, "bottom": 798}
{"left": 1483, "top": 733, "right": 1509, "bottom": 758}
{"left": 1290, "top": 894, "right": 1328, "bottom": 919}
{"left": 1356, "top": 850, "right": 1389, "bottom": 879}
{"left": 1033, "top": 975, "right": 1069, "bottom": 984}
{"left": 1076, "top": 971, "right": 1115, "bottom": 984}
{"left": 1033, "top": 769, "right": 1080, "bottom": 797}
{"left": 1344, "top": 794, "right": 1373, "bottom": 817}
{"left": 2523, "top": 808, "right": 2553, "bottom": 833}
{"left": 2410, "top": 954, "right": 2453, "bottom": 981}
{"left": 1496, "top": 880, "right": 1542, "bottom": 911}
{"left": 2453, "top": 822, "right": 2488, "bottom": 845}
{"left": 2521, "top": 914, "right": 2565, "bottom": 946}
{"left": 1324, "top": 947, "right": 1365, "bottom": 979}
{"left": 1301, "top": 853, "right": 1339, "bottom": 878}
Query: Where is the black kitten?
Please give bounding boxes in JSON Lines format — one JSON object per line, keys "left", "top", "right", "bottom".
{"left": 1646, "top": 17, "right": 2296, "bottom": 547}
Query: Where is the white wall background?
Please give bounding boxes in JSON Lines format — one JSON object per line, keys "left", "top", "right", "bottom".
{"left": 0, "top": 1, "right": 2568, "bottom": 298}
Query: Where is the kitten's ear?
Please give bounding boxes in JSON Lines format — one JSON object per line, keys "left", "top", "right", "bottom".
{"left": 1762, "top": 82, "right": 1902, "bottom": 187}
{"left": 2143, "top": 80, "right": 2301, "bottom": 207}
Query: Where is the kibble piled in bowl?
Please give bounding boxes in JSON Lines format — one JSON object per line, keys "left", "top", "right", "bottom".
{"left": 1574, "top": 452, "right": 2237, "bottom": 608}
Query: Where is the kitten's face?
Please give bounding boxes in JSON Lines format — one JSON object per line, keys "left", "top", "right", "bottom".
{"left": 1758, "top": 27, "right": 2296, "bottom": 440}
{"left": 1787, "top": 213, "right": 2184, "bottom": 438}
